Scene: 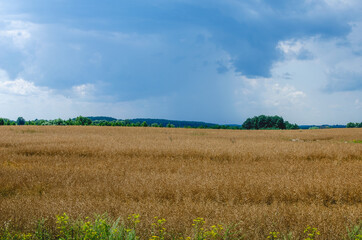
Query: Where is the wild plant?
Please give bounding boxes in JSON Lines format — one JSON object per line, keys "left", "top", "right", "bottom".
{"left": 266, "top": 231, "right": 294, "bottom": 240}
{"left": 124, "top": 214, "right": 140, "bottom": 240}
{"left": 150, "top": 217, "right": 167, "bottom": 240}
{"left": 55, "top": 213, "right": 139, "bottom": 240}
{"left": 0, "top": 222, "right": 32, "bottom": 240}
{"left": 303, "top": 226, "right": 320, "bottom": 240}
{"left": 222, "top": 223, "right": 244, "bottom": 240}
{"left": 56, "top": 213, "right": 72, "bottom": 240}
{"left": 267, "top": 231, "right": 280, "bottom": 240}
{"left": 34, "top": 219, "right": 52, "bottom": 240}
{"left": 345, "top": 222, "right": 362, "bottom": 240}
{"left": 192, "top": 217, "right": 206, "bottom": 240}
{"left": 190, "top": 217, "right": 227, "bottom": 240}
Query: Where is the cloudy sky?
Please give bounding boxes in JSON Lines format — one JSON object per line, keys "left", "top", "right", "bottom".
{"left": 0, "top": 0, "right": 361, "bottom": 124}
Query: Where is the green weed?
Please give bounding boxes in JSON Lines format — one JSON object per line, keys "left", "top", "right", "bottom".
{"left": 345, "top": 222, "right": 362, "bottom": 240}
{"left": 0, "top": 214, "right": 361, "bottom": 240}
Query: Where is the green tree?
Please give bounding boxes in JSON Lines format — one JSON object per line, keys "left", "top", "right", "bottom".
{"left": 75, "top": 116, "right": 92, "bottom": 126}
{"left": 257, "top": 115, "right": 267, "bottom": 129}
{"left": 141, "top": 121, "right": 148, "bottom": 127}
{"left": 242, "top": 115, "right": 297, "bottom": 130}
{"left": 114, "top": 121, "right": 123, "bottom": 126}
{"left": 275, "top": 116, "right": 286, "bottom": 129}
{"left": 35, "top": 119, "right": 47, "bottom": 125}
{"left": 346, "top": 122, "right": 356, "bottom": 128}
{"left": 242, "top": 118, "right": 252, "bottom": 129}
{"left": 65, "top": 118, "right": 74, "bottom": 125}
{"left": 0, "top": 118, "right": 4, "bottom": 125}
{"left": 16, "top": 117, "right": 26, "bottom": 125}
{"left": 285, "top": 121, "right": 300, "bottom": 129}
{"left": 27, "top": 120, "right": 36, "bottom": 125}
{"left": 53, "top": 118, "right": 65, "bottom": 125}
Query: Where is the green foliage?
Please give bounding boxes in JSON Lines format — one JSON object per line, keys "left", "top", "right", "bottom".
{"left": 52, "top": 119, "right": 65, "bottom": 126}
{"left": 10, "top": 115, "right": 362, "bottom": 131}
{"left": 242, "top": 115, "right": 299, "bottom": 130}
{"left": 347, "top": 122, "right": 362, "bottom": 128}
{"left": 0, "top": 221, "right": 33, "bottom": 240}
{"left": 190, "top": 217, "right": 227, "bottom": 240}
{"left": 75, "top": 116, "right": 92, "bottom": 126}
{"left": 266, "top": 231, "right": 294, "bottom": 240}
{"left": 55, "top": 213, "right": 140, "bottom": 240}
{"left": 150, "top": 217, "right": 166, "bottom": 240}
{"left": 65, "top": 119, "right": 75, "bottom": 125}
{"left": 222, "top": 223, "right": 244, "bottom": 240}
{"left": 0, "top": 119, "right": 12, "bottom": 125}
{"left": 191, "top": 217, "right": 206, "bottom": 240}
{"left": 285, "top": 121, "right": 300, "bottom": 130}
{"left": 346, "top": 222, "right": 362, "bottom": 240}
{"left": 303, "top": 226, "right": 320, "bottom": 240}
{"left": 267, "top": 231, "right": 280, "bottom": 240}
{"left": 34, "top": 219, "right": 52, "bottom": 240}
{"left": 16, "top": 117, "right": 26, "bottom": 126}
{"left": 1, "top": 214, "right": 361, "bottom": 240}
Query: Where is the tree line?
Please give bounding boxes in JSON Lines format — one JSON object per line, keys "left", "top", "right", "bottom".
{"left": 346, "top": 122, "right": 362, "bottom": 128}
{"left": 241, "top": 115, "right": 299, "bottom": 130}
{"left": 0, "top": 116, "right": 232, "bottom": 129}
{"left": 0, "top": 115, "right": 304, "bottom": 130}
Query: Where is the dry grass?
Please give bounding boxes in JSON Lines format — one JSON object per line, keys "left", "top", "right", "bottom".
{"left": 0, "top": 126, "right": 361, "bottom": 239}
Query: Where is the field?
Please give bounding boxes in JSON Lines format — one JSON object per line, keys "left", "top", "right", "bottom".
{"left": 0, "top": 126, "right": 361, "bottom": 239}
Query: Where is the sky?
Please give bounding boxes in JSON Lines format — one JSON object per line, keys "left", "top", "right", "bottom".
{"left": 0, "top": 0, "right": 361, "bottom": 125}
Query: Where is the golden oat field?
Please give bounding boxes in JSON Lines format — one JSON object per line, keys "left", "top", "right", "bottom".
{"left": 0, "top": 126, "right": 361, "bottom": 239}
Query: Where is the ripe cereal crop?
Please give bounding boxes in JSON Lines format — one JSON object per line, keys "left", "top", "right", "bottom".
{"left": 0, "top": 126, "right": 361, "bottom": 239}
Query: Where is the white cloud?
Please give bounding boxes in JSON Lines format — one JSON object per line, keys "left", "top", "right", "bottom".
{"left": 0, "top": 20, "right": 37, "bottom": 49}
{"left": 0, "top": 29, "right": 31, "bottom": 49}
{"left": 72, "top": 83, "right": 95, "bottom": 98}
{"left": 0, "top": 78, "right": 42, "bottom": 95}
{"left": 275, "top": 22, "right": 362, "bottom": 92}
{"left": 277, "top": 39, "right": 314, "bottom": 60}
{"left": 265, "top": 83, "right": 306, "bottom": 107}
{"left": 246, "top": 24, "right": 362, "bottom": 124}
{"left": 0, "top": 68, "right": 170, "bottom": 120}
{"left": 233, "top": 75, "right": 307, "bottom": 122}
{"left": 1, "top": 1, "right": 361, "bottom": 125}
{"left": 278, "top": 40, "right": 304, "bottom": 55}
{"left": 232, "top": 21, "right": 362, "bottom": 124}
{"left": 0, "top": 68, "right": 50, "bottom": 96}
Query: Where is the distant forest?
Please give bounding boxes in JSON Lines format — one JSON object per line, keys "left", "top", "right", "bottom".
{"left": 0, "top": 115, "right": 360, "bottom": 130}
{"left": 346, "top": 122, "right": 362, "bottom": 128}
